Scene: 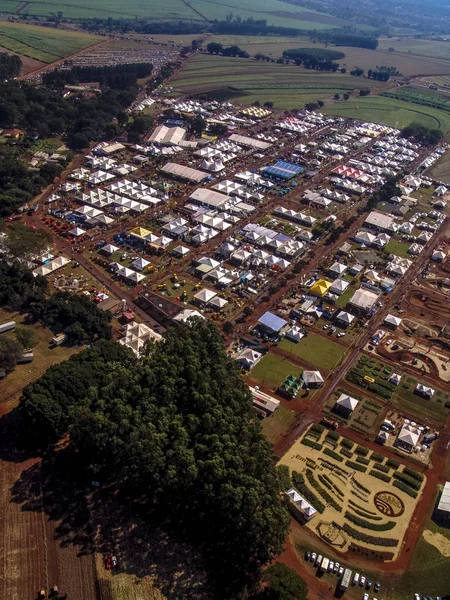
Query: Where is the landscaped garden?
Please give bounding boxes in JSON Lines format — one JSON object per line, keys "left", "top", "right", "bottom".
{"left": 279, "top": 424, "right": 425, "bottom": 561}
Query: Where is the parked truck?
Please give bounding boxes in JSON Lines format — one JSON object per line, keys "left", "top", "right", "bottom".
{"left": 320, "top": 557, "right": 329, "bottom": 573}
{"left": 340, "top": 568, "right": 353, "bottom": 591}
{"left": 0, "top": 321, "right": 16, "bottom": 334}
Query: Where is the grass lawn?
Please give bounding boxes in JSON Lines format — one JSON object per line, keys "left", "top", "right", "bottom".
{"left": 0, "top": 308, "right": 79, "bottom": 410}
{"left": 392, "top": 384, "right": 450, "bottom": 427}
{"left": 250, "top": 353, "right": 301, "bottom": 389}
{"left": 384, "top": 238, "right": 411, "bottom": 259}
{"left": 279, "top": 333, "right": 345, "bottom": 370}
{"left": 0, "top": 22, "right": 101, "bottom": 62}
{"left": 261, "top": 405, "right": 298, "bottom": 445}
{"left": 335, "top": 285, "right": 355, "bottom": 308}
{"left": 427, "top": 149, "right": 450, "bottom": 184}
{"left": 389, "top": 489, "right": 450, "bottom": 600}
{"left": 322, "top": 95, "right": 450, "bottom": 134}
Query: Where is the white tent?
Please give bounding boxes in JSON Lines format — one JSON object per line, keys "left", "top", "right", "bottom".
{"left": 208, "top": 296, "right": 228, "bottom": 310}
{"left": 69, "top": 227, "right": 86, "bottom": 237}
{"left": 193, "top": 289, "right": 217, "bottom": 304}
{"left": 131, "top": 257, "right": 150, "bottom": 271}
{"left": 101, "top": 244, "right": 119, "bottom": 254}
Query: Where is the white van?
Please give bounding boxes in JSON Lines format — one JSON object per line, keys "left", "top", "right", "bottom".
{"left": 352, "top": 572, "right": 360, "bottom": 585}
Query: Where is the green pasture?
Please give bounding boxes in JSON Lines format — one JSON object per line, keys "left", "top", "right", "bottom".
{"left": 0, "top": 22, "right": 100, "bottom": 62}
{"left": 278, "top": 333, "right": 345, "bottom": 370}
{"left": 249, "top": 353, "right": 301, "bottom": 390}
{"left": 322, "top": 95, "right": 450, "bottom": 133}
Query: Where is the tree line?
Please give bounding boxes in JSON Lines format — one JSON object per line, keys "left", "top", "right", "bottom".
{"left": 401, "top": 122, "right": 442, "bottom": 145}
{"left": 19, "top": 320, "right": 292, "bottom": 597}
{"left": 0, "top": 52, "right": 21, "bottom": 80}
{"left": 43, "top": 62, "right": 153, "bottom": 89}
{"left": 206, "top": 42, "right": 249, "bottom": 57}
{"left": 314, "top": 30, "right": 379, "bottom": 49}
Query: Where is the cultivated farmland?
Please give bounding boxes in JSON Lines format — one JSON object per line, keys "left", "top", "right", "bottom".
{"left": 0, "top": 22, "right": 101, "bottom": 63}
{"left": 0, "top": 0, "right": 352, "bottom": 28}
{"left": 170, "top": 53, "right": 380, "bottom": 108}
{"left": 322, "top": 95, "right": 450, "bottom": 133}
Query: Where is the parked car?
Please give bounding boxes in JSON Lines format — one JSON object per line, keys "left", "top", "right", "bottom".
{"left": 334, "top": 562, "right": 339, "bottom": 573}
{"left": 363, "top": 594, "right": 369, "bottom": 600}
{"left": 374, "top": 581, "right": 381, "bottom": 592}
{"left": 338, "top": 566, "right": 344, "bottom": 576}
{"left": 311, "top": 552, "right": 316, "bottom": 563}
{"left": 414, "top": 595, "right": 420, "bottom": 600}
{"left": 328, "top": 561, "right": 334, "bottom": 572}
{"left": 316, "top": 554, "right": 322, "bottom": 566}
{"left": 366, "top": 580, "right": 372, "bottom": 590}
{"left": 337, "top": 332, "right": 345, "bottom": 338}
{"left": 323, "top": 324, "right": 330, "bottom": 330}
{"left": 305, "top": 550, "right": 311, "bottom": 561}
{"left": 386, "top": 339, "right": 392, "bottom": 346}
{"left": 360, "top": 576, "right": 366, "bottom": 587}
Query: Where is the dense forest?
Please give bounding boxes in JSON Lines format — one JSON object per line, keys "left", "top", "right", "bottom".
{"left": 0, "top": 52, "right": 22, "bottom": 79}
{"left": 20, "top": 320, "right": 291, "bottom": 596}
{"left": 43, "top": 62, "right": 153, "bottom": 89}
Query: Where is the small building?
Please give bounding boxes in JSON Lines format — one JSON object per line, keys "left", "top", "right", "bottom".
{"left": 376, "top": 430, "right": 389, "bottom": 445}
{"left": 285, "top": 326, "right": 304, "bottom": 343}
{"left": 286, "top": 487, "right": 317, "bottom": 522}
{"left": 384, "top": 314, "right": 402, "bottom": 328}
{"left": 348, "top": 289, "right": 379, "bottom": 313}
{"left": 257, "top": 311, "right": 287, "bottom": 335}
{"left": 389, "top": 372, "right": 402, "bottom": 386}
{"left": 415, "top": 383, "right": 435, "bottom": 399}
{"left": 436, "top": 482, "right": 450, "bottom": 520}
{"left": 250, "top": 387, "right": 280, "bottom": 415}
{"left": 302, "top": 370, "right": 324, "bottom": 389}
{"left": 396, "top": 423, "right": 420, "bottom": 453}
{"left": 334, "top": 310, "right": 355, "bottom": 328}
{"left": 334, "top": 393, "right": 359, "bottom": 418}
{"left": 235, "top": 348, "right": 262, "bottom": 371}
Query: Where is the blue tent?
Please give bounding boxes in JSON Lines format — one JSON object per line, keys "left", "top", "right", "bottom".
{"left": 258, "top": 311, "right": 287, "bottom": 333}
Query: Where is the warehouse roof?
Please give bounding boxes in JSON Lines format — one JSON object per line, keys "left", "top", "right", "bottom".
{"left": 149, "top": 125, "right": 187, "bottom": 145}
{"left": 161, "top": 162, "right": 209, "bottom": 183}
{"left": 348, "top": 288, "right": 379, "bottom": 310}
{"left": 437, "top": 482, "right": 450, "bottom": 514}
{"left": 189, "top": 188, "right": 230, "bottom": 209}
{"left": 365, "top": 211, "right": 397, "bottom": 232}
{"left": 229, "top": 133, "right": 272, "bottom": 150}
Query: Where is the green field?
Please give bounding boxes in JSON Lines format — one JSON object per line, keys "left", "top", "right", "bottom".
{"left": 249, "top": 353, "right": 301, "bottom": 389}
{"left": 261, "top": 405, "right": 298, "bottom": 444}
{"left": 0, "top": 22, "right": 100, "bottom": 62}
{"left": 279, "top": 333, "right": 345, "bottom": 370}
{"left": 0, "top": 0, "right": 351, "bottom": 28}
{"left": 171, "top": 53, "right": 381, "bottom": 108}
{"left": 384, "top": 238, "right": 411, "bottom": 258}
{"left": 384, "top": 86, "right": 450, "bottom": 115}
{"left": 322, "top": 95, "right": 450, "bottom": 133}
{"left": 378, "top": 35, "right": 450, "bottom": 60}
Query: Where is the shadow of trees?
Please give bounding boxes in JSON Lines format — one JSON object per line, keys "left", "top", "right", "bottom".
{"left": 4, "top": 409, "right": 211, "bottom": 599}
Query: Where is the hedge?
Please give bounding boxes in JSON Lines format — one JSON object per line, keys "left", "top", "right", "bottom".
{"left": 403, "top": 467, "right": 424, "bottom": 482}
{"left": 393, "top": 471, "right": 421, "bottom": 491}
{"left": 342, "top": 523, "right": 399, "bottom": 546}
{"left": 301, "top": 438, "right": 323, "bottom": 451}
{"left": 340, "top": 437, "right": 355, "bottom": 449}
{"left": 356, "top": 456, "right": 370, "bottom": 465}
{"left": 345, "top": 511, "right": 396, "bottom": 531}
{"left": 346, "top": 460, "right": 367, "bottom": 473}
{"left": 310, "top": 423, "right": 325, "bottom": 434}
{"left": 351, "top": 507, "right": 382, "bottom": 521}
{"left": 348, "top": 499, "right": 376, "bottom": 515}
{"left": 291, "top": 471, "right": 325, "bottom": 512}
{"left": 323, "top": 447, "right": 344, "bottom": 463}
{"left": 370, "top": 452, "right": 384, "bottom": 463}
{"left": 325, "top": 430, "right": 340, "bottom": 441}
{"left": 386, "top": 458, "right": 400, "bottom": 469}
{"left": 393, "top": 480, "right": 418, "bottom": 498}
{"left": 352, "top": 479, "right": 370, "bottom": 494}
{"left": 369, "top": 470, "right": 391, "bottom": 483}
{"left": 373, "top": 463, "right": 390, "bottom": 474}
{"left": 355, "top": 445, "right": 369, "bottom": 456}
{"left": 305, "top": 468, "right": 342, "bottom": 512}
{"left": 340, "top": 447, "right": 353, "bottom": 458}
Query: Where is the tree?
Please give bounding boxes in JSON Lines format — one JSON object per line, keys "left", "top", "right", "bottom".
{"left": 21, "top": 320, "right": 290, "bottom": 596}
{"left": 343, "top": 93, "right": 350, "bottom": 100}
{"left": 129, "top": 115, "right": 153, "bottom": 134}
{"left": 206, "top": 42, "right": 223, "bottom": 54}
{"left": 258, "top": 563, "right": 308, "bottom": 600}
{"left": 2, "top": 224, "right": 51, "bottom": 262}
{"left": 333, "top": 93, "right": 340, "bottom": 100}
{"left": 350, "top": 67, "right": 364, "bottom": 77}
{"left": 317, "top": 100, "right": 324, "bottom": 108}
{"left": 264, "top": 101, "right": 274, "bottom": 108}
{"left": 223, "top": 321, "right": 234, "bottom": 334}
{"left": 189, "top": 114, "right": 206, "bottom": 135}
{"left": 305, "top": 102, "right": 318, "bottom": 110}
{"left": 15, "top": 326, "right": 37, "bottom": 350}
{"left": 359, "top": 89, "right": 371, "bottom": 96}
{"left": 0, "top": 337, "right": 23, "bottom": 373}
